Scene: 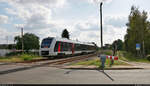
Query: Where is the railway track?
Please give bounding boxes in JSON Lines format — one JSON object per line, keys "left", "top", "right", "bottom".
{"left": 15, "top": 58, "right": 49, "bottom": 63}
{"left": 0, "top": 53, "right": 97, "bottom": 67}
{"left": 48, "top": 53, "right": 97, "bottom": 65}
{"left": 0, "top": 53, "right": 97, "bottom": 75}
{"left": 18, "top": 53, "right": 97, "bottom": 66}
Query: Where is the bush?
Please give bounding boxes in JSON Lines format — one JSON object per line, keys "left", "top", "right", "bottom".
{"left": 6, "top": 51, "right": 22, "bottom": 56}
{"left": 20, "top": 54, "right": 34, "bottom": 61}
{"left": 6, "top": 50, "right": 39, "bottom": 57}
{"left": 146, "top": 55, "right": 150, "bottom": 61}
{"left": 103, "top": 50, "right": 112, "bottom": 55}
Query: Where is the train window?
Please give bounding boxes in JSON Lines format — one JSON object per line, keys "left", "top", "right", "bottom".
{"left": 54, "top": 42, "right": 73, "bottom": 52}
{"left": 69, "top": 43, "right": 72, "bottom": 51}
{"left": 54, "top": 41, "right": 59, "bottom": 52}
{"left": 74, "top": 44, "right": 77, "bottom": 51}
{"left": 66, "top": 42, "right": 70, "bottom": 51}
{"left": 77, "top": 44, "right": 81, "bottom": 51}
{"left": 82, "top": 44, "right": 86, "bottom": 50}
{"left": 62, "top": 42, "right": 68, "bottom": 51}
{"left": 60, "top": 42, "right": 63, "bottom": 51}
{"left": 74, "top": 44, "right": 76, "bottom": 51}
{"left": 66, "top": 43, "right": 71, "bottom": 51}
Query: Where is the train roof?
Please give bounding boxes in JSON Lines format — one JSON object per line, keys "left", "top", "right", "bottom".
{"left": 44, "top": 37, "right": 95, "bottom": 46}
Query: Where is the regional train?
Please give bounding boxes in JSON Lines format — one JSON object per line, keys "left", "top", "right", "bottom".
{"left": 39, "top": 37, "right": 96, "bottom": 57}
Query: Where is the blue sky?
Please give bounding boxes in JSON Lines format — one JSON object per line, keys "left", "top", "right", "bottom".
{"left": 0, "top": 0, "right": 150, "bottom": 47}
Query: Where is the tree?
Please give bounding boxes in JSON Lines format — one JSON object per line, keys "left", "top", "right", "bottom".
{"left": 124, "top": 6, "right": 150, "bottom": 57}
{"left": 145, "top": 23, "right": 150, "bottom": 54}
{"left": 14, "top": 33, "right": 40, "bottom": 51}
{"left": 61, "top": 29, "right": 70, "bottom": 39}
{"left": 112, "top": 39, "right": 123, "bottom": 51}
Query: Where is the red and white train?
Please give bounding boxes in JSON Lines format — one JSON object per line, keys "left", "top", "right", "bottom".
{"left": 40, "top": 37, "right": 96, "bottom": 57}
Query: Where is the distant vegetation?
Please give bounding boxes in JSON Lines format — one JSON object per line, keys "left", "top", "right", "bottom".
{"left": 61, "top": 29, "right": 70, "bottom": 39}
{"left": 0, "top": 44, "right": 16, "bottom": 49}
{"left": 118, "top": 51, "right": 150, "bottom": 63}
{"left": 103, "top": 39, "right": 123, "bottom": 51}
{"left": 103, "top": 6, "right": 150, "bottom": 59}
{"left": 0, "top": 53, "right": 42, "bottom": 62}
{"left": 14, "top": 33, "right": 40, "bottom": 51}
{"left": 124, "top": 6, "right": 150, "bottom": 57}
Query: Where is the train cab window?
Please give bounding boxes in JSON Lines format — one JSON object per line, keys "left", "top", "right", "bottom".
{"left": 41, "top": 38, "right": 53, "bottom": 48}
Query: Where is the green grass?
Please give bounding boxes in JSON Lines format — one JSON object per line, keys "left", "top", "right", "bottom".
{"left": 0, "top": 54, "right": 42, "bottom": 62}
{"left": 97, "top": 50, "right": 113, "bottom": 55}
{"left": 72, "top": 50, "right": 150, "bottom": 68}
{"left": 117, "top": 51, "right": 150, "bottom": 63}
{"left": 71, "top": 50, "right": 130, "bottom": 68}
{"left": 20, "top": 54, "right": 42, "bottom": 61}
{"left": 72, "top": 58, "right": 129, "bottom": 68}
{"left": 72, "top": 59, "right": 100, "bottom": 66}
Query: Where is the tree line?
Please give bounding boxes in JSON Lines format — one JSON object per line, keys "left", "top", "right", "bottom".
{"left": 14, "top": 29, "right": 70, "bottom": 51}
{"left": 124, "top": 6, "right": 150, "bottom": 57}
{"left": 103, "top": 6, "right": 150, "bottom": 58}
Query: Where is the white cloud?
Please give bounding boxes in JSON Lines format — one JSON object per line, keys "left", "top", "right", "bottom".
{"left": 67, "top": 15, "right": 127, "bottom": 47}
{"left": 0, "top": 27, "right": 19, "bottom": 44}
{"left": 1, "top": 0, "right": 67, "bottom": 8}
{"left": 3, "top": 0, "right": 67, "bottom": 30}
{"left": 88, "top": 0, "right": 112, "bottom": 4}
{"left": 103, "top": 25, "right": 127, "bottom": 44}
{"left": 0, "top": 0, "right": 127, "bottom": 47}
{"left": 104, "top": 16, "right": 128, "bottom": 28}
{"left": 0, "top": 15, "right": 8, "bottom": 24}
{"left": 1, "top": 0, "right": 69, "bottom": 44}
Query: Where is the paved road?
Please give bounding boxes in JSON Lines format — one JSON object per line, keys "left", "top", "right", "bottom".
{"left": 0, "top": 64, "right": 150, "bottom": 84}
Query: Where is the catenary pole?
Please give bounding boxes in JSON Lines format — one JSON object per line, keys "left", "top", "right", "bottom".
{"left": 100, "top": 2, "right": 103, "bottom": 48}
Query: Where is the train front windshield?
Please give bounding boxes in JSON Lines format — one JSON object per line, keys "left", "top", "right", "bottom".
{"left": 41, "top": 38, "right": 53, "bottom": 48}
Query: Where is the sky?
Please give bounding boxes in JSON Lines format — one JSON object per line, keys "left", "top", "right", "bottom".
{"left": 0, "top": 0, "right": 150, "bottom": 47}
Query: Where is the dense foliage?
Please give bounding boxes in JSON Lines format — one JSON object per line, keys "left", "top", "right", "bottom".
{"left": 61, "top": 29, "right": 70, "bottom": 39}
{"left": 14, "top": 33, "right": 40, "bottom": 51}
{"left": 112, "top": 39, "right": 123, "bottom": 51}
{"left": 124, "top": 6, "right": 150, "bottom": 57}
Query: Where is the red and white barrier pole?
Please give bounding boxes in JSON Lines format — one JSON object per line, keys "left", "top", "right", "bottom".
{"left": 106, "top": 56, "right": 118, "bottom": 60}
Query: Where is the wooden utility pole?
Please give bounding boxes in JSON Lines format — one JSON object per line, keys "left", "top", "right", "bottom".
{"left": 100, "top": 2, "right": 103, "bottom": 48}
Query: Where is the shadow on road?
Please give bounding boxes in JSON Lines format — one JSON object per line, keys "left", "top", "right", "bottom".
{"left": 96, "top": 69, "right": 114, "bottom": 81}
{"left": 0, "top": 62, "right": 52, "bottom": 75}
{"left": 64, "top": 69, "right": 78, "bottom": 74}
{"left": 0, "top": 63, "right": 15, "bottom": 66}
{"left": 64, "top": 69, "right": 114, "bottom": 81}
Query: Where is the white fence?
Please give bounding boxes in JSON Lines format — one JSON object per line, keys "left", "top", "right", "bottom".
{"left": 0, "top": 49, "right": 13, "bottom": 56}
{"left": 0, "top": 49, "right": 39, "bottom": 57}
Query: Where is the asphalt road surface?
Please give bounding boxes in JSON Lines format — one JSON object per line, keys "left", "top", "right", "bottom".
{"left": 0, "top": 64, "right": 150, "bottom": 84}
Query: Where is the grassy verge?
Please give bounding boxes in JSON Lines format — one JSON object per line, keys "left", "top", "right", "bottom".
{"left": 72, "top": 58, "right": 129, "bottom": 68}
{"left": 71, "top": 50, "right": 130, "bottom": 68}
{"left": 117, "top": 51, "right": 150, "bottom": 63}
{"left": 0, "top": 54, "right": 42, "bottom": 62}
